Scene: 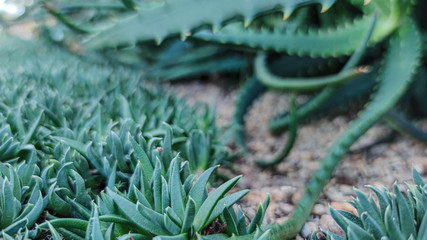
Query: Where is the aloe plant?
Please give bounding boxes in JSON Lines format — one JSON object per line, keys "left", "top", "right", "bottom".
{"left": 312, "top": 168, "right": 427, "bottom": 240}
{"left": 42, "top": 0, "right": 336, "bottom": 48}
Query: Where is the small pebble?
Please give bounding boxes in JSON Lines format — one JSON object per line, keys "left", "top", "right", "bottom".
{"left": 291, "top": 189, "right": 305, "bottom": 204}
{"left": 301, "top": 222, "right": 319, "bottom": 238}
{"left": 331, "top": 202, "right": 358, "bottom": 215}
{"left": 275, "top": 216, "right": 289, "bottom": 224}
{"left": 414, "top": 156, "right": 427, "bottom": 172}
{"left": 312, "top": 204, "right": 327, "bottom": 215}
{"left": 339, "top": 185, "right": 354, "bottom": 195}
{"left": 280, "top": 203, "right": 294, "bottom": 215}
{"left": 295, "top": 235, "right": 304, "bottom": 240}
{"left": 319, "top": 215, "right": 344, "bottom": 236}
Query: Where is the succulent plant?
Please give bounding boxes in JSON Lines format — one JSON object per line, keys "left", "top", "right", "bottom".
{"left": 40, "top": 155, "right": 259, "bottom": 239}
{"left": 0, "top": 32, "right": 270, "bottom": 239}
{"left": 221, "top": 195, "right": 271, "bottom": 237}
{"left": 0, "top": 161, "right": 45, "bottom": 237}
{"left": 0, "top": 35, "right": 229, "bottom": 174}
{"left": 312, "top": 168, "right": 427, "bottom": 240}
{"left": 0, "top": 121, "right": 21, "bottom": 162}
{"left": 43, "top": 202, "right": 115, "bottom": 240}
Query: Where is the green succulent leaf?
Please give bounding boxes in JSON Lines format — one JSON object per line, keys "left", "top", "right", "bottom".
{"left": 86, "top": 203, "right": 104, "bottom": 240}
{"left": 248, "top": 194, "right": 270, "bottom": 233}
{"left": 181, "top": 197, "right": 196, "bottom": 234}
{"left": 393, "top": 184, "right": 416, "bottom": 238}
{"left": 47, "top": 221, "right": 64, "bottom": 240}
{"left": 189, "top": 165, "right": 218, "bottom": 211}
{"left": 107, "top": 188, "right": 168, "bottom": 236}
{"left": 129, "top": 135, "right": 154, "bottom": 179}
{"left": 193, "top": 175, "right": 241, "bottom": 232}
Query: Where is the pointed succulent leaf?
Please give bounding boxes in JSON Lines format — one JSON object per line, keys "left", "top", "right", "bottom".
{"left": 360, "top": 212, "right": 387, "bottom": 239}
{"left": 153, "top": 233, "right": 188, "bottom": 240}
{"left": 393, "top": 184, "right": 416, "bottom": 238}
{"left": 206, "top": 190, "right": 250, "bottom": 225}
{"left": 248, "top": 194, "right": 270, "bottom": 233}
{"left": 189, "top": 165, "right": 218, "bottom": 211}
{"left": 193, "top": 176, "right": 241, "bottom": 232}
{"left": 384, "top": 206, "right": 406, "bottom": 240}
{"left": 107, "top": 188, "right": 168, "bottom": 236}
{"left": 47, "top": 221, "right": 64, "bottom": 240}
{"left": 129, "top": 135, "right": 154, "bottom": 179}
{"left": 170, "top": 157, "right": 185, "bottom": 219}
{"left": 223, "top": 206, "right": 239, "bottom": 235}
{"left": 181, "top": 197, "right": 196, "bottom": 234}
{"left": 412, "top": 168, "right": 425, "bottom": 187}
{"left": 86, "top": 203, "right": 104, "bottom": 240}
{"left": 418, "top": 212, "right": 427, "bottom": 240}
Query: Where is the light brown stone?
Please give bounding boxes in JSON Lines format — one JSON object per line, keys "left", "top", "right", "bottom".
{"left": 319, "top": 215, "right": 344, "bottom": 236}
{"left": 330, "top": 202, "right": 358, "bottom": 215}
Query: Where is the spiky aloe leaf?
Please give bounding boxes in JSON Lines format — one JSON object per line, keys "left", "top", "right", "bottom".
{"left": 235, "top": 12, "right": 375, "bottom": 151}
{"left": 84, "top": 0, "right": 337, "bottom": 48}
{"left": 233, "top": 77, "right": 266, "bottom": 152}
{"left": 261, "top": 18, "right": 422, "bottom": 240}
{"left": 255, "top": 54, "right": 369, "bottom": 91}
{"left": 194, "top": 0, "right": 400, "bottom": 57}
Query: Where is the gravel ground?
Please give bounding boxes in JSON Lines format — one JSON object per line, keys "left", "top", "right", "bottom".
{"left": 170, "top": 79, "right": 427, "bottom": 239}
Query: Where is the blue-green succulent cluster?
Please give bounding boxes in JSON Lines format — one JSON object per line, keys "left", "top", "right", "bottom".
{"left": 0, "top": 36, "right": 271, "bottom": 239}
{"left": 312, "top": 169, "right": 427, "bottom": 240}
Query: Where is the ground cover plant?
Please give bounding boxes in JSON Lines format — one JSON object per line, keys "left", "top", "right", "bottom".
{"left": 1, "top": 0, "right": 427, "bottom": 239}
{"left": 312, "top": 169, "right": 427, "bottom": 240}
{"left": 0, "top": 36, "right": 271, "bottom": 239}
